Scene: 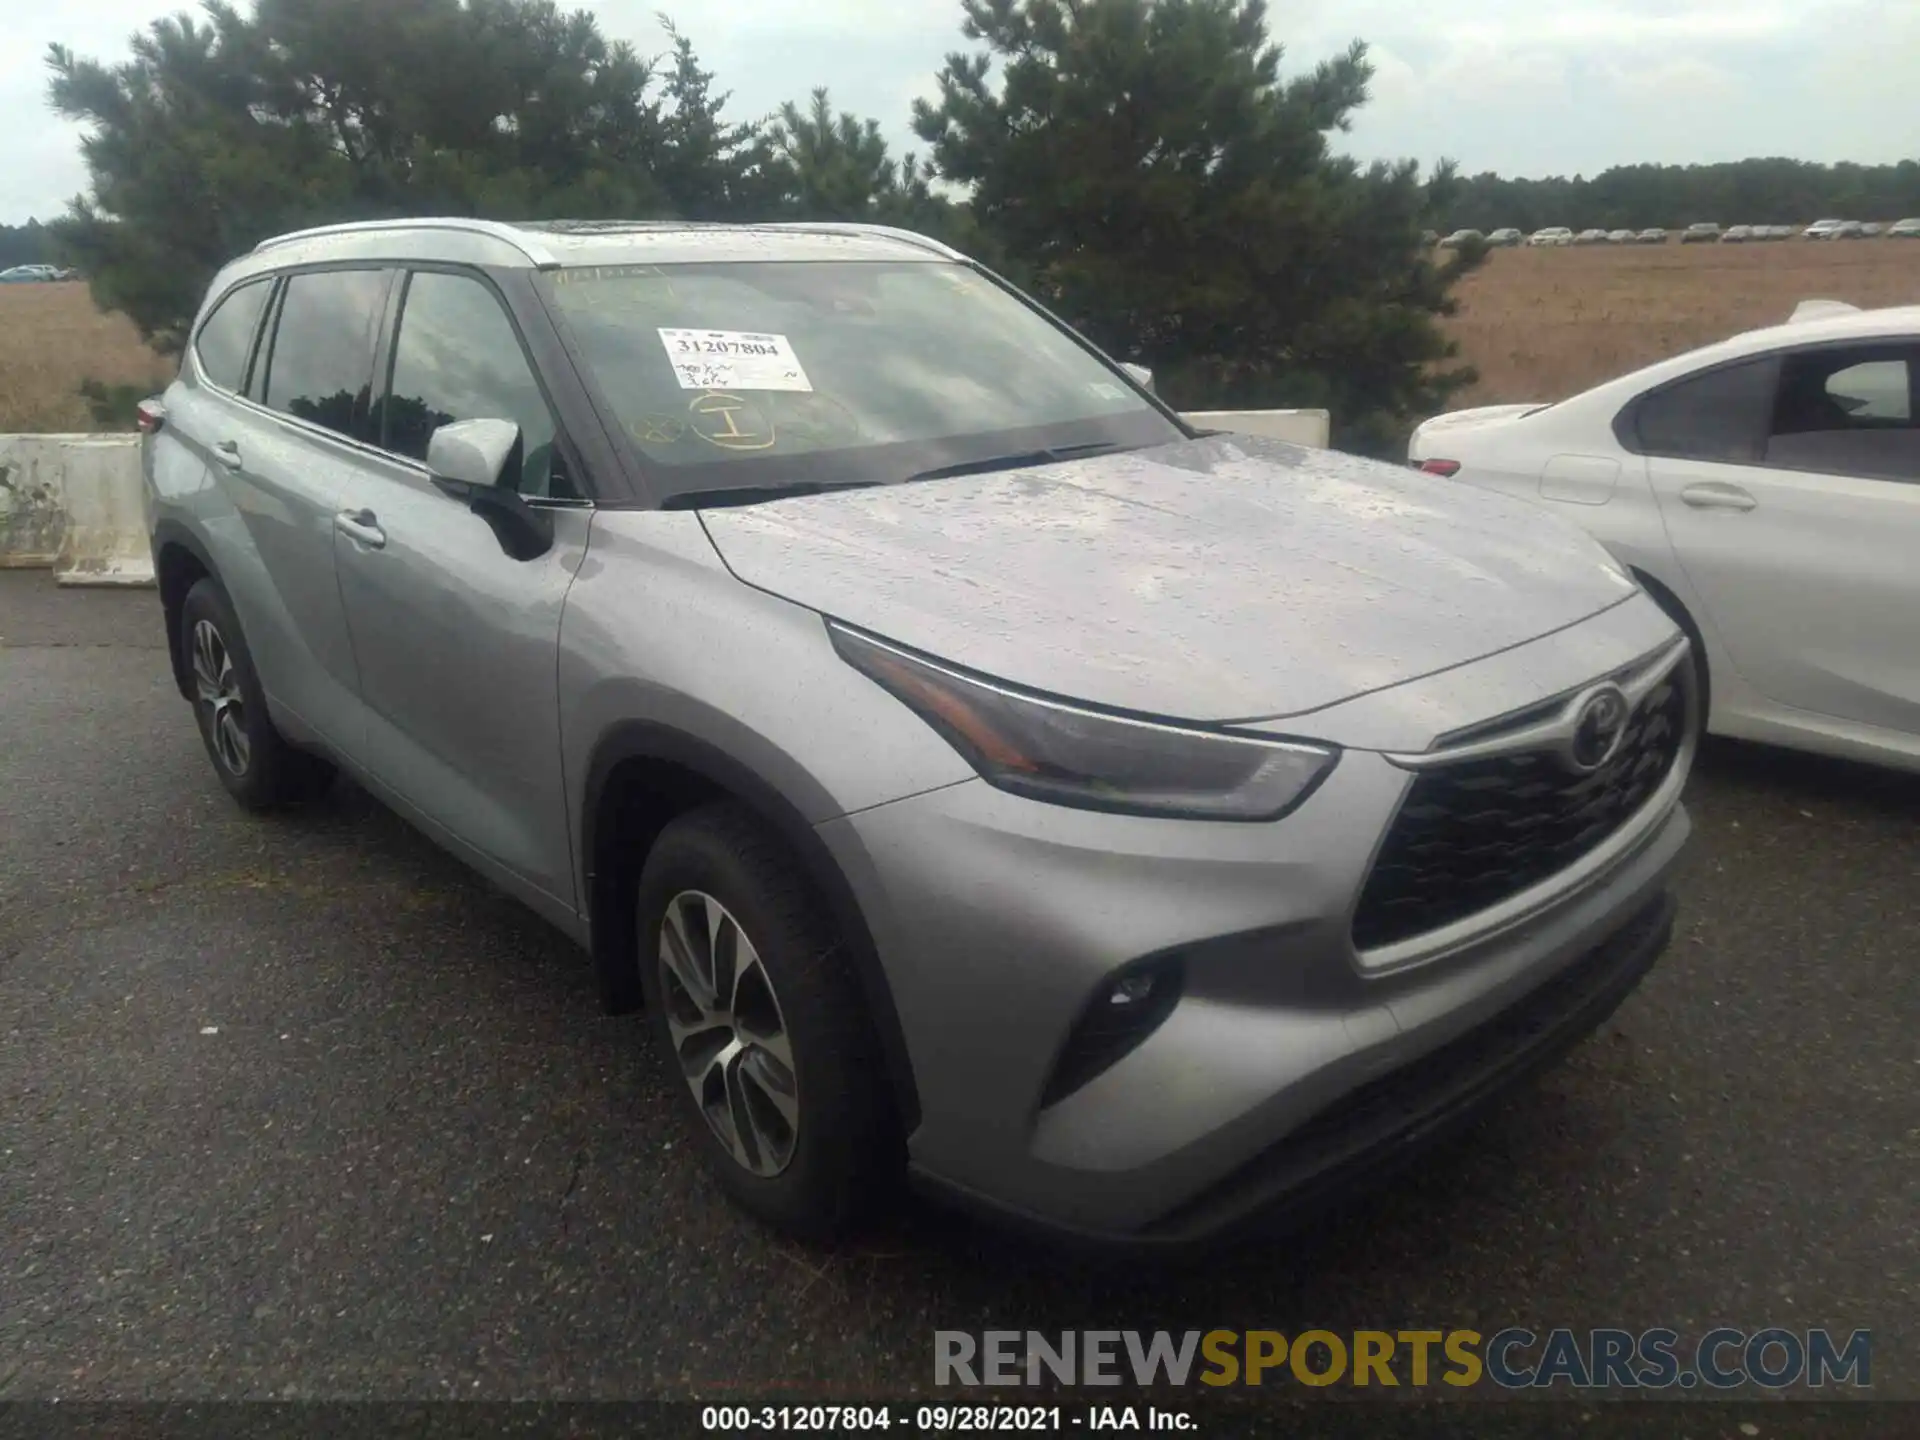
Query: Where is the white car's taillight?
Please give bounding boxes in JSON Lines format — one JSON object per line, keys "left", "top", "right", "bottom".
{"left": 1416, "top": 458, "right": 1461, "bottom": 477}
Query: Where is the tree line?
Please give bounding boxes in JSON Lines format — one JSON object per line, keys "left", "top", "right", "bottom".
{"left": 1437, "top": 158, "right": 1920, "bottom": 235}
{"left": 0, "top": 220, "right": 53, "bottom": 267}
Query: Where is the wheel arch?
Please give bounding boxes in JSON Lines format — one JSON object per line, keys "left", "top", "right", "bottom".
{"left": 1630, "top": 565, "right": 1712, "bottom": 727}
{"left": 581, "top": 720, "right": 921, "bottom": 1131}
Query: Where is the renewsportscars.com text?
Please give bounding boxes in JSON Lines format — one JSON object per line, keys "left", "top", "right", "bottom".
{"left": 934, "top": 1328, "right": 1871, "bottom": 1390}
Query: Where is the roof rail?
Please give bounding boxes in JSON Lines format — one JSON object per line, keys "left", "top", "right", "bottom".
{"left": 251, "top": 218, "right": 560, "bottom": 267}
{"left": 765, "top": 222, "right": 966, "bottom": 261}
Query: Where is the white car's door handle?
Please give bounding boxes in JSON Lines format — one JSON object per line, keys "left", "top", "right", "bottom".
{"left": 212, "top": 440, "right": 243, "bottom": 471}
{"left": 334, "top": 509, "right": 386, "bottom": 549}
{"left": 1679, "top": 482, "right": 1757, "bottom": 511}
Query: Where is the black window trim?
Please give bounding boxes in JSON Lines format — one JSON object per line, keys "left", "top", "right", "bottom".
{"left": 188, "top": 276, "right": 277, "bottom": 398}
{"left": 370, "top": 261, "right": 597, "bottom": 507}
{"left": 1615, "top": 335, "right": 1920, "bottom": 486}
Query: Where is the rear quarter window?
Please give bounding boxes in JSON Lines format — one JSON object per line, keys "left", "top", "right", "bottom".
{"left": 193, "top": 280, "right": 273, "bottom": 393}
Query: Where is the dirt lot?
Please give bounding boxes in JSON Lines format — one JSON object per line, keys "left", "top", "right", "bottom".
{"left": 0, "top": 282, "right": 172, "bottom": 433}
{"left": 1444, "top": 240, "right": 1920, "bottom": 407}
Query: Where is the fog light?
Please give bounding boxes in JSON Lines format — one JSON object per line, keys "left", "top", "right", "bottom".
{"left": 1040, "top": 956, "right": 1186, "bottom": 1108}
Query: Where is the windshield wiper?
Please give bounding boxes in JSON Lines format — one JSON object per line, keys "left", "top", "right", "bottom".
{"left": 905, "top": 440, "right": 1127, "bottom": 484}
{"left": 663, "top": 480, "right": 884, "bottom": 511}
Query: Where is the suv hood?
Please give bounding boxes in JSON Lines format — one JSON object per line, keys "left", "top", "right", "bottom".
{"left": 699, "top": 433, "right": 1636, "bottom": 723}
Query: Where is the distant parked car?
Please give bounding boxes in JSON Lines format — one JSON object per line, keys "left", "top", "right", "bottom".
{"left": 1888, "top": 218, "right": 1920, "bottom": 239}
{"left": 1408, "top": 296, "right": 1920, "bottom": 775}
{"left": 1860, "top": 222, "right": 1885, "bottom": 238}
{"left": 1606, "top": 229, "right": 1636, "bottom": 244}
{"left": 0, "top": 264, "right": 60, "bottom": 283}
{"left": 1680, "top": 223, "right": 1721, "bottom": 244}
{"left": 1722, "top": 225, "right": 1752, "bottom": 243}
{"left": 1438, "top": 228, "right": 1484, "bottom": 249}
{"left": 1572, "top": 228, "right": 1607, "bottom": 245}
{"left": 1527, "top": 226, "right": 1574, "bottom": 247}
{"left": 1487, "top": 228, "right": 1524, "bottom": 247}
{"left": 1803, "top": 218, "right": 1864, "bottom": 240}
{"left": 1637, "top": 228, "right": 1669, "bottom": 245}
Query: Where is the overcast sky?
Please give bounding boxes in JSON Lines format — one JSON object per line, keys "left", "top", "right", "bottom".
{"left": 4, "top": 0, "right": 1915, "bottom": 224}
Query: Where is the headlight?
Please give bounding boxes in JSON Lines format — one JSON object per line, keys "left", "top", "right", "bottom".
{"left": 829, "top": 623, "right": 1338, "bottom": 821}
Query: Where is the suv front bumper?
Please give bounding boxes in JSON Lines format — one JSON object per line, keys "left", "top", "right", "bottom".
{"left": 816, "top": 751, "right": 1689, "bottom": 1245}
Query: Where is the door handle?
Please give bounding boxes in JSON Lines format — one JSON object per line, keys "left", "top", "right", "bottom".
{"left": 212, "top": 441, "right": 243, "bottom": 471}
{"left": 1679, "top": 482, "right": 1757, "bottom": 511}
{"left": 334, "top": 508, "right": 386, "bottom": 549}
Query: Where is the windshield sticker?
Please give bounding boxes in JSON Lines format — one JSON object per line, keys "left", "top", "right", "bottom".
{"left": 1086, "top": 381, "right": 1127, "bottom": 400}
{"left": 659, "top": 328, "right": 813, "bottom": 392}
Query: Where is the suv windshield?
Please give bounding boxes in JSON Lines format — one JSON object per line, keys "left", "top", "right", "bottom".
{"left": 537, "top": 260, "right": 1183, "bottom": 502}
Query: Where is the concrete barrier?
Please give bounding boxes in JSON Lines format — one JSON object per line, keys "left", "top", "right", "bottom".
{"left": 1183, "top": 409, "right": 1332, "bottom": 448}
{"left": 0, "top": 434, "right": 152, "bottom": 586}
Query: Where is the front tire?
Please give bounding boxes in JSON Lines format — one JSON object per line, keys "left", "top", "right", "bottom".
{"left": 635, "top": 801, "right": 896, "bottom": 1239}
{"left": 179, "top": 578, "right": 335, "bottom": 810}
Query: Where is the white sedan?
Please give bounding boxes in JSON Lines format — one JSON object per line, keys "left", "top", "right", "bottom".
{"left": 1408, "top": 300, "right": 1920, "bottom": 772}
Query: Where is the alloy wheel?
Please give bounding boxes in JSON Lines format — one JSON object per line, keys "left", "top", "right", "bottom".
{"left": 656, "top": 890, "right": 801, "bottom": 1177}
{"left": 190, "top": 618, "right": 250, "bottom": 776}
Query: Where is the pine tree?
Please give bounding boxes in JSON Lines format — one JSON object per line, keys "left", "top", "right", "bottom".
{"left": 912, "top": 0, "right": 1476, "bottom": 453}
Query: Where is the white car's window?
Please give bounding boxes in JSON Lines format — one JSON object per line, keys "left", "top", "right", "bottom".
{"left": 1822, "top": 360, "right": 1909, "bottom": 421}
{"left": 1765, "top": 345, "right": 1920, "bottom": 481}
{"left": 1629, "top": 357, "right": 1778, "bottom": 464}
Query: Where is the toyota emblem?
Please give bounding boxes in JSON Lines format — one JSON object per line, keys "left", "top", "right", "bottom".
{"left": 1564, "top": 684, "right": 1631, "bottom": 773}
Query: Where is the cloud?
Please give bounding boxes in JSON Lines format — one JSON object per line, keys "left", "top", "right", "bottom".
{"left": 4, "top": 0, "right": 1913, "bottom": 222}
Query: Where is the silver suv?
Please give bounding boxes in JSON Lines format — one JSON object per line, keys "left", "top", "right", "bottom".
{"left": 144, "top": 219, "right": 1693, "bottom": 1246}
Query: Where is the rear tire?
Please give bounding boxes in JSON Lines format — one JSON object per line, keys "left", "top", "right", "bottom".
{"left": 635, "top": 801, "right": 897, "bottom": 1239}
{"left": 179, "top": 578, "right": 335, "bottom": 810}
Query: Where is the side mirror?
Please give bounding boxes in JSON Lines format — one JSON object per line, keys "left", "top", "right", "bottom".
{"left": 427, "top": 417, "right": 521, "bottom": 489}
{"left": 1120, "top": 362, "right": 1156, "bottom": 395}
{"left": 426, "top": 418, "right": 553, "bottom": 562}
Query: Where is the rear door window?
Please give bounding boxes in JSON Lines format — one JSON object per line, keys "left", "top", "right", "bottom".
{"left": 1765, "top": 345, "right": 1920, "bottom": 481}
{"left": 193, "top": 280, "right": 272, "bottom": 393}
{"left": 259, "top": 269, "right": 394, "bottom": 440}
{"left": 1628, "top": 356, "right": 1780, "bottom": 464}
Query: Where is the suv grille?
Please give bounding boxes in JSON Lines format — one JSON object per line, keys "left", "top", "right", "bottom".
{"left": 1351, "top": 667, "right": 1686, "bottom": 953}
